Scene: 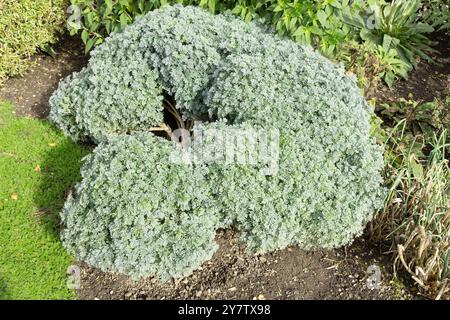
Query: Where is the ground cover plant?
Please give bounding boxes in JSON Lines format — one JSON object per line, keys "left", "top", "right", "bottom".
{"left": 0, "top": 100, "right": 89, "bottom": 299}
{"left": 0, "top": 0, "right": 68, "bottom": 85}
{"left": 50, "top": 5, "right": 385, "bottom": 280}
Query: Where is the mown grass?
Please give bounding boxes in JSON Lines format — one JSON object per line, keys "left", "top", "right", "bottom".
{"left": 0, "top": 101, "right": 89, "bottom": 299}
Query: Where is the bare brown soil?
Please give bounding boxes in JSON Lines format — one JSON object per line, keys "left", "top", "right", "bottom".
{"left": 368, "top": 32, "right": 450, "bottom": 104}
{"left": 1, "top": 33, "right": 447, "bottom": 301}
{"left": 76, "top": 230, "right": 409, "bottom": 300}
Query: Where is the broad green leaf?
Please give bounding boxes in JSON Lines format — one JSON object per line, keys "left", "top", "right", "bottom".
{"left": 85, "top": 37, "right": 96, "bottom": 54}
{"left": 105, "top": 0, "right": 113, "bottom": 10}
{"left": 81, "top": 29, "right": 89, "bottom": 44}
{"left": 383, "top": 70, "right": 395, "bottom": 88}
{"left": 120, "top": 13, "right": 129, "bottom": 27}
{"left": 317, "top": 10, "right": 329, "bottom": 28}
{"left": 209, "top": 0, "right": 216, "bottom": 13}
{"left": 410, "top": 156, "right": 424, "bottom": 181}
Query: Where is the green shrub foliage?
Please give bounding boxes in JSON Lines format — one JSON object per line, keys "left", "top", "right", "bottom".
{"left": 0, "top": 0, "right": 69, "bottom": 84}
{"left": 50, "top": 5, "right": 385, "bottom": 279}
{"left": 70, "top": 0, "right": 436, "bottom": 88}
{"left": 0, "top": 0, "right": 68, "bottom": 84}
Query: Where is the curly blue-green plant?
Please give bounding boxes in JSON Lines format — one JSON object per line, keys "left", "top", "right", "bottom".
{"left": 49, "top": 5, "right": 385, "bottom": 280}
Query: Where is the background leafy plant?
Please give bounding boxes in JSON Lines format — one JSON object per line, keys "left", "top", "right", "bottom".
{"left": 337, "top": 40, "right": 411, "bottom": 89}
{"left": 344, "top": 0, "right": 435, "bottom": 71}
{"left": 68, "top": 0, "right": 441, "bottom": 89}
{"left": 369, "top": 118, "right": 449, "bottom": 299}
{"left": 377, "top": 97, "right": 450, "bottom": 142}
{"left": 0, "top": 0, "right": 69, "bottom": 85}
{"left": 372, "top": 44, "right": 411, "bottom": 87}
{"left": 263, "top": 0, "right": 365, "bottom": 57}
{"left": 421, "top": 0, "right": 450, "bottom": 34}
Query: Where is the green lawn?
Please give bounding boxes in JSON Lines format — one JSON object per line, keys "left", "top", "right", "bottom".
{"left": 0, "top": 101, "right": 89, "bottom": 299}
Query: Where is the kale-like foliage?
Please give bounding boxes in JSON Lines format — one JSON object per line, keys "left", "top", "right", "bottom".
{"left": 50, "top": 5, "right": 385, "bottom": 279}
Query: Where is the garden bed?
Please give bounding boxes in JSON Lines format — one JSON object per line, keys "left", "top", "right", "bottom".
{"left": 77, "top": 231, "right": 409, "bottom": 300}
{"left": 2, "top": 30, "right": 447, "bottom": 300}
